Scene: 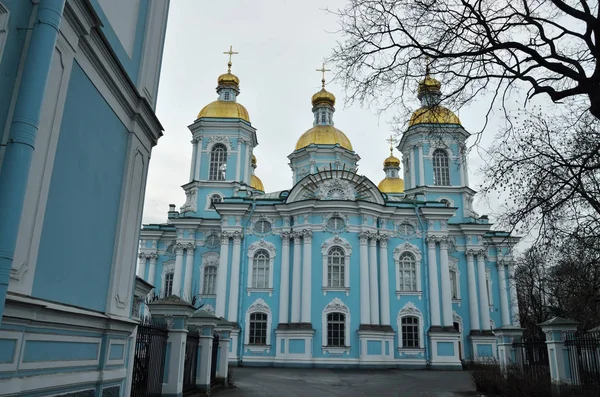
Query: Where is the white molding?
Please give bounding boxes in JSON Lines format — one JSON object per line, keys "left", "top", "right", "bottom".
{"left": 105, "top": 339, "right": 127, "bottom": 366}
{"left": 0, "top": 331, "right": 22, "bottom": 372}
{"left": 205, "top": 191, "right": 223, "bottom": 211}
{"left": 18, "top": 334, "right": 101, "bottom": 370}
{"left": 161, "top": 260, "right": 175, "bottom": 294}
{"left": 244, "top": 298, "right": 272, "bottom": 347}
{"left": 486, "top": 268, "right": 493, "bottom": 306}
{"left": 321, "top": 298, "right": 351, "bottom": 348}
{"left": 449, "top": 256, "right": 461, "bottom": 301}
{"left": 393, "top": 242, "right": 423, "bottom": 294}
{"left": 397, "top": 302, "right": 424, "bottom": 349}
{"left": 0, "top": 2, "right": 9, "bottom": 64}
{"left": 206, "top": 135, "right": 233, "bottom": 153}
{"left": 200, "top": 252, "right": 219, "bottom": 296}
{"left": 321, "top": 236, "right": 352, "bottom": 291}
{"left": 247, "top": 240, "right": 276, "bottom": 291}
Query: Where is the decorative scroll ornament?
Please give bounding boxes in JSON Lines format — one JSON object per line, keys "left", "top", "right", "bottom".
{"left": 323, "top": 212, "right": 349, "bottom": 234}
{"left": 393, "top": 242, "right": 422, "bottom": 263}
{"left": 324, "top": 297, "right": 349, "bottom": 314}
{"left": 395, "top": 218, "right": 421, "bottom": 239}
{"left": 398, "top": 301, "right": 422, "bottom": 316}
{"left": 247, "top": 239, "right": 276, "bottom": 258}
{"left": 247, "top": 298, "right": 271, "bottom": 314}
{"left": 207, "top": 135, "right": 233, "bottom": 153}
{"left": 321, "top": 236, "right": 352, "bottom": 255}
{"left": 316, "top": 178, "right": 356, "bottom": 201}
{"left": 180, "top": 187, "right": 198, "bottom": 213}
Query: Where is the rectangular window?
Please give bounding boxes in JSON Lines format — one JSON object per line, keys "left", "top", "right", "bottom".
{"left": 401, "top": 316, "right": 419, "bottom": 348}
{"left": 249, "top": 313, "right": 268, "bottom": 345}
{"left": 450, "top": 270, "right": 458, "bottom": 299}
{"left": 164, "top": 273, "right": 174, "bottom": 296}
{"left": 327, "top": 312, "right": 345, "bottom": 347}
{"left": 203, "top": 266, "right": 217, "bottom": 295}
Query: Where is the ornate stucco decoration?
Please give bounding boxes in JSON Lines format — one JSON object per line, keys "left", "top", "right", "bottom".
{"left": 398, "top": 301, "right": 422, "bottom": 317}
{"left": 247, "top": 239, "right": 277, "bottom": 259}
{"left": 249, "top": 215, "right": 274, "bottom": 237}
{"left": 324, "top": 297, "right": 349, "bottom": 314}
{"left": 395, "top": 218, "right": 422, "bottom": 239}
{"left": 321, "top": 236, "right": 353, "bottom": 256}
{"left": 322, "top": 212, "right": 349, "bottom": 234}
{"left": 207, "top": 135, "right": 233, "bottom": 155}
{"left": 393, "top": 242, "right": 423, "bottom": 263}
{"left": 180, "top": 186, "right": 198, "bottom": 213}
{"left": 202, "top": 252, "right": 219, "bottom": 268}
{"left": 316, "top": 177, "right": 356, "bottom": 200}
{"left": 244, "top": 298, "right": 272, "bottom": 353}
{"left": 322, "top": 298, "right": 351, "bottom": 355}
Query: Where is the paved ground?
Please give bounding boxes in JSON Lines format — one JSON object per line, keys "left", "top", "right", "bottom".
{"left": 217, "top": 367, "right": 477, "bottom": 397}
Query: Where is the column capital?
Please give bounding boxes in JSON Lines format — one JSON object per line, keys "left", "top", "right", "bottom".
{"left": 302, "top": 229, "right": 313, "bottom": 240}
{"left": 358, "top": 232, "right": 370, "bottom": 245}
{"left": 476, "top": 250, "right": 486, "bottom": 261}
{"left": 368, "top": 236, "right": 377, "bottom": 247}
{"left": 438, "top": 235, "right": 450, "bottom": 249}
{"left": 149, "top": 253, "right": 157, "bottom": 264}
{"left": 219, "top": 232, "right": 230, "bottom": 245}
{"left": 378, "top": 234, "right": 389, "bottom": 247}
{"left": 466, "top": 249, "right": 476, "bottom": 259}
{"left": 292, "top": 232, "right": 302, "bottom": 242}
{"left": 426, "top": 235, "right": 437, "bottom": 248}
{"left": 138, "top": 252, "right": 147, "bottom": 259}
{"left": 175, "top": 243, "right": 184, "bottom": 256}
{"left": 280, "top": 231, "right": 291, "bottom": 243}
{"left": 232, "top": 231, "right": 243, "bottom": 244}
{"left": 186, "top": 243, "right": 195, "bottom": 251}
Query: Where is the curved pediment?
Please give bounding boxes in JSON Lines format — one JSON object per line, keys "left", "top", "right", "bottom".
{"left": 286, "top": 169, "right": 385, "bottom": 205}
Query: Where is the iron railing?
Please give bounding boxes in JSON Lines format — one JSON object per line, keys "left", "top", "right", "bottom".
{"left": 512, "top": 337, "right": 550, "bottom": 381}
{"left": 565, "top": 331, "right": 600, "bottom": 397}
{"left": 183, "top": 330, "right": 200, "bottom": 391}
{"left": 131, "top": 319, "right": 169, "bottom": 397}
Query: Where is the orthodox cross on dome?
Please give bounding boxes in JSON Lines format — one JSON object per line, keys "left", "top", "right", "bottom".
{"left": 424, "top": 54, "right": 431, "bottom": 76}
{"left": 386, "top": 135, "right": 397, "bottom": 156}
{"left": 223, "top": 45, "right": 239, "bottom": 73}
{"left": 316, "top": 62, "right": 331, "bottom": 89}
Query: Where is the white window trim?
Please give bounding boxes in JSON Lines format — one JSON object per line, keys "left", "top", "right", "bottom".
{"left": 199, "top": 252, "right": 219, "bottom": 297}
{"left": 449, "top": 257, "right": 461, "bottom": 305}
{"left": 205, "top": 192, "right": 223, "bottom": 211}
{"left": 0, "top": 3, "right": 9, "bottom": 63}
{"left": 246, "top": 240, "right": 276, "bottom": 296}
{"left": 397, "top": 301, "right": 425, "bottom": 353}
{"left": 321, "top": 236, "right": 352, "bottom": 295}
{"left": 438, "top": 196, "right": 454, "bottom": 207}
{"left": 244, "top": 298, "right": 272, "bottom": 353}
{"left": 393, "top": 242, "right": 423, "bottom": 298}
{"left": 161, "top": 260, "right": 175, "bottom": 296}
{"left": 486, "top": 267, "right": 493, "bottom": 306}
{"left": 321, "top": 298, "right": 351, "bottom": 355}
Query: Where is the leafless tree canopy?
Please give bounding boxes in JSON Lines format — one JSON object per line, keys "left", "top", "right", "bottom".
{"left": 330, "top": 0, "right": 599, "bottom": 123}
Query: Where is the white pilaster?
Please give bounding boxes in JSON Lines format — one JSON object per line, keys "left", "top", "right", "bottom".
{"left": 498, "top": 261, "right": 510, "bottom": 327}
{"left": 459, "top": 144, "right": 465, "bottom": 187}
{"left": 427, "top": 237, "right": 441, "bottom": 327}
{"left": 148, "top": 253, "right": 157, "bottom": 288}
{"left": 189, "top": 138, "right": 197, "bottom": 181}
{"left": 194, "top": 139, "right": 202, "bottom": 180}
{"left": 215, "top": 234, "right": 230, "bottom": 318}
{"left": 508, "top": 262, "right": 520, "bottom": 326}
{"left": 227, "top": 234, "right": 242, "bottom": 322}
{"left": 216, "top": 337, "right": 230, "bottom": 378}
{"left": 162, "top": 329, "right": 187, "bottom": 396}
{"left": 137, "top": 253, "right": 147, "bottom": 278}
{"left": 466, "top": 251, "right": 480, "bottom": 331}
{"left": 369, "top": 237, "right": 379, "bottom": 324}
{"left": 173, "top": 244, "right": 184, "bottom": 297}
{"left": 235, "top": 139, "right": 242, "bottom": 181}
{"left": 183, "top": 244, "right": 194, "bottom": 300}
{"left": 278, "top": 233, "right": 291, "bottom": 324}
{"left": 477, "top": 251, "right": 491, "bottom": 330}
{"left": 196, "top": 334, "right": 214, "bottom": 390}
{"left": 291, "top": 233, "right": 302, "bottom": 323}
{"left": 378, "top": 236, "right": 391, "bottom": 326}
{"left": 409, "top": 148, "right": 416, "bottom": 188}
{"left": 244, "top": 144, "right": 251, "bottom": 183}
{"left": 418, "top": 143, "right": 425, "bottom": 186}
{"left": 439, "top": 237, "right": 453, "bottom": 328}
{"left": 359, "top": 232, "right": 371, "bottom": 325}
{"left": 301, "top": 230, "right": 313, "bottom": 323}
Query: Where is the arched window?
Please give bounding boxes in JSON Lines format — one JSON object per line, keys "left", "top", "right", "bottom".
{"left": 209, "top": 144, "right": 227, "bottom": 181}
{"left": 326, "top": 312, "right": 346, "bottom": 347}
{"left": 210, "top": 194, "right": 222, "bottom": 208}
{"left": 248, "top": 312, "right": 268, "bottom": 345}
{"left": 401, "top": 316, "right": 420, "bottom": 348}
{"left": 252, "top": 249, "right": 270, "bottom": 288}
{"left": 398, "top": 252, "right": 417, "bottom": 291}
{"left": 327, "top": 247, "right": 345, "bottom": 288}
{"left": 433, "top": 149, "right": 450, "bottom": 186}
{"left": 440, "top": 198, "right": 451, "bottom": 207}
{"left": 163, "top": 272, "right": 174, "bottom": 297}
{"left": 203, "top": 265, "right": 217, "bottom": 295}
{"left": 326, "top": 216, "right": 346, "bottom": 232}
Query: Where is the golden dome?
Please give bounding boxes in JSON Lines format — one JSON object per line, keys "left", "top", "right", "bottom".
{"left": 295, "top": 125, "right": 353, "bottom": 151}
{"left": 218, "top": 72, "right": 240, "bottom": 86}
{"left": 197, "top": 101, "right": 250, "bottom": 122}
{"left": 250, "top": 174, "right": 264, "bottom": 192}
{"left": 378, "top": 177, "right": 405, "bottom": 193}
{"left": 383, "top": 154, "right": 400, "bottom": 167}
{"left": 311, "top": 88, "right": 336, "bottom": 107}
{"left": 418, "top": 75, "right": 442, "bottom": 95}
{"left": 409, "top": 106, "right": 460, "bottom": 127}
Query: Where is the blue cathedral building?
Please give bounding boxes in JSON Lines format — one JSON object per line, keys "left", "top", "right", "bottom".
{"left": 138, "top": 59, "right": 521, "bottom": 369}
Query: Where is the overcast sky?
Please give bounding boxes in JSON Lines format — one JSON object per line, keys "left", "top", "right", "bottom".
{"left": 142, "top": 0, "right": 511, "bottom": 231}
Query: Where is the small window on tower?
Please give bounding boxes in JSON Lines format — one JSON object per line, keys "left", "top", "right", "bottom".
{"left": 224, "top": 91, "right": 230, "bottom": 100}
{"left": 321, "top": 112, "right": 326, "bottom": 123}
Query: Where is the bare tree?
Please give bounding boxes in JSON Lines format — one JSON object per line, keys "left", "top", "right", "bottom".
{"left": 329, "top": 0, "right": 599, "bottom": 125}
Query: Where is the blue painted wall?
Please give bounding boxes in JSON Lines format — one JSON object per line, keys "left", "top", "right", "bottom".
{"left": 34, "top": 62, "right": 128, "bottom": 312}
{"left": 22, "top": 340, "right": 99, "bottom": 362}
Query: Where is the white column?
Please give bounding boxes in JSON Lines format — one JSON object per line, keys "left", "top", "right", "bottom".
{"left": 173, "top": 244, "right": 184, "bottom": 297}
{"left": 369, "top": 237, "right": 379, "bottom": 324}
{"left": 409, "top": 149, "right": 416, "bottom": 189}
{"left": 189, "top": 138, "right": 197, "bottom": 181}
{"left": 508, "top": 262, "right": 520, "bottom": 326}
{"left": 215, "top": 234, "right": 230, "bottom": 318}
{"left": 216, "top": 337, "right": 230, "bottom": 378}
{"left": 427, "top": 237, "right": 441, "bottom": 327}
{"left": 148, "top": 253, "right": 157, "bottom": 288}
{"left": 459, "top": 144, "right": 465, "bottom": 187}
{"left": 235, "top": 140, "right": 242, "bottom": 181}
{"left": 418, "top": 143, "right": 425, "bottom": 186}
{"left": 244, "top": 144, "right": 251, "bottom": 183}
{"left": 227, "top": 234, "right": 242, "bottom": 322}
{"left": 359, "top": 232, "right": 371, "bottom": 325}
{"left": 301, "top": 230, "right": 313, "bottom": 323}
{"left": 439, "top": 237, "right": 453, "bottom": 328}
{"left": 378, "top": 236, "right": 391, "bottom": 326}
{"left": 137, "top": 253, "right": 147, "bottom": 278}
{"left": 291, "top": 233, "right": 302, "bottom": 323}
{"left": 183, "top": 244, "right": 195, "bottom": 300}
{"left": 194, "top": 139, "right": 202, "bottom": 180}
{"left": 466, "top": 250, "right": 480, "bottom": 331}
{"left": 196, "top": 333, "right": 214, "bottom": 389}
{"left": 278, "top": 233, "right": 291, "bottom": 324}
{"left": 498, "top": 261, "right": 510, "bottom": 327}
{"left": 162, "top": 329, "right": 187, "bottom": 396}
{"left": 477, "top": 251, "right": 491, "bottom": 330}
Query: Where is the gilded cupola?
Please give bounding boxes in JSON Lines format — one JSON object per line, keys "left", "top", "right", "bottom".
{"left": 250, "top": 154, "right": 265, "bottom": 192}
{"left": 408, "top": 64, "right": 460, "bottom": 127}
{"left": 197, "top": 46, "right": 250, "bottom": 122}
{"left": 378, "top": 136, "right": 405, "bottom": 194}
{"left": 295, "top": 64, "right": 353, "bottom": 151}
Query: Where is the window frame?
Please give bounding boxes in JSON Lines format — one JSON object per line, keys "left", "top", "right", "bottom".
{"left": 321, "top": 236, "right": 352, "bottom": 295}
{"left": 209, "top": 143, "right": 227, "bottom": 181}
{"left": 397, "top": 302, "right": 425, "bottom": 353}
{"left": 449, "top": 257, "right": 461, "bottom": 303}
{"left": 246, "top": 240, "right": 276, "bottom": 295}
{"left": 160, "top": 261, "right": 175, "bottom": 297}
{"left": 321, "top": 298, "right": 351, "bottom": 355}
{"left": 244, "top": 298, "right": 272, "bottom": 352}
{"left": 251, "top": 249, "right": 270, "bottom": 289}
{"left": 432, "top": 148, "right": 451, "bottom": 186}
{"left": 205, "top": 192, "right": 223, "bottom": 210}
{"left": 163, "top": 272, "right": 174, "bottom": 297}
{"left": 486, "top": 267, "right": 493, "bottom": 306}
{"left": 200, "top": 252, "right": 219, "bottom": 297}
{"left": 393, "top": 242, "right": 423, "bottom": 298}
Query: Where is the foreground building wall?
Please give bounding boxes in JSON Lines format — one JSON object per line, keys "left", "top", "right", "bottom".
{"left": 0, "top": 0, "right": 169, "bottom": 395}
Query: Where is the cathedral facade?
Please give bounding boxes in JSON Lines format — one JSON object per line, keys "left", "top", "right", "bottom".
{"left": 138, "top": 59, "right": 520, "bottom": 369}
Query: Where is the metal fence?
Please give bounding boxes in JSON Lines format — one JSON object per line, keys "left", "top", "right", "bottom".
{"left": 512, "top": 337, "right": 550, "bottom": 381}
{"left": 565, "top": 331, "right": 600, "bottom": 396}
{"left": 211, "top": 334, "right": 220, "bottom": 383}
{"left": 183, "top": 331, "right": 200, "bottom": 391}
{"left": 131, "top": 319, "right": 169, "bottom": 397}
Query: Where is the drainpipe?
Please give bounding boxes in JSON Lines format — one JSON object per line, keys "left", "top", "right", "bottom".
{"left": 236, "top": 197, "right": 256, "bottom": 363}
{"left": 412, "top": 193, "right": 431, "bottom": 365}
{"left": 0, "top": 0, "right": 66, "bottom": 324}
